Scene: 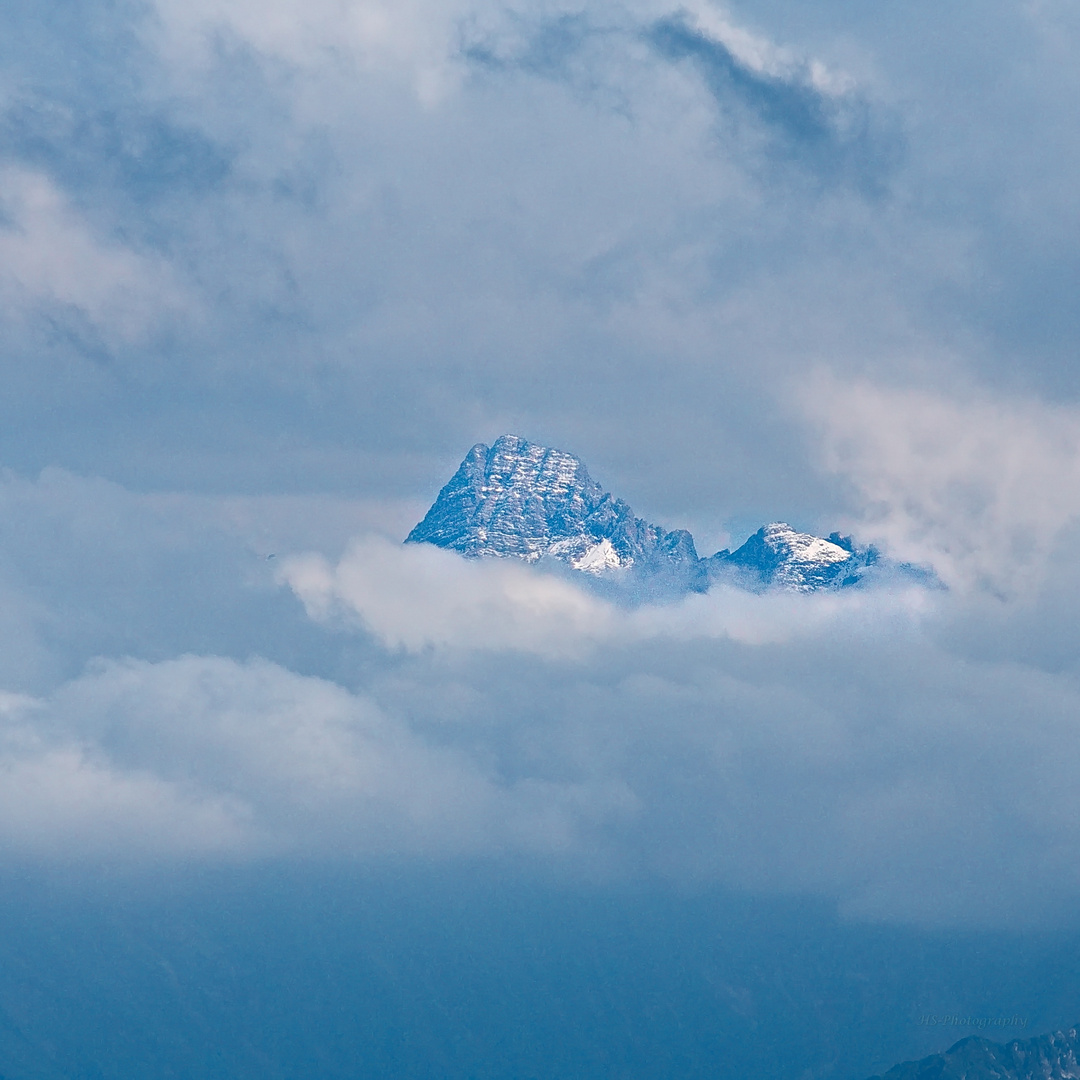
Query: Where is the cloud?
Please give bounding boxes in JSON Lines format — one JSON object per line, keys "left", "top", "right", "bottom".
{"left": 0, "top": 684, "right": 249, "bottom": 856}
{"left": 3, "top": 568, "right": 1069, "bottom": 928}
{"left": 646, "top": 5, "right": 888, "bottom": 186}
{"left": 146, "top": 0, "right": 484, "bottom": 105}
{"left": 267, "top": 529, "right": 1080, "bottom": 926}
{"left": 0, "top": 464, "right": 1072, "bottom": 928}
{"left": 803, "top": 375, "right": 1080, "bottom": 595}
{"left": 657, "top": 1, "right": 853, "bottom": 93}
{"left": 0, "top": 0, "right": 942, "bottom": 510}
{"left": 0, "top": 166, "right": 188, "bottom": 343}
{"left": 280, "top": 536, "right": 617, "bottom": 657}
{"left": 0, "top": 653, "right": 635, "bottom": 860}
{"left": 0, "top": 0, "right": 1079, "bottom": 939}
{"left": 268, "top": 514, "right": 1080, "bottom": 926}
{"left": 279, "top": 534, "right": 934, "bottom": 657}
{"left": 0, "top": 0, "right": 1074, "bottom": 520}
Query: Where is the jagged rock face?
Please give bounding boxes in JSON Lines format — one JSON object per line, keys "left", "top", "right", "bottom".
{"left": 868, "top": 1024, "right": 1080, "bottom": 1080}
{"left": 407, "top": 435, "right": 923, "bottom": 596}
{"left": 406, "top": 435, "right": 704, "bottom": 584}
{"left": 710, "top": 522, "right": 876, "bottom": 593}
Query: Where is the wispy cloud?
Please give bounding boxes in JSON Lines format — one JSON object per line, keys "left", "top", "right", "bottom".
{"left": 803, "top": 375, "right": 1080, "bottom": 596}
{"left": 647, "top": 6, "right": 894, "bottom": 187}
{"left": 0, "top": 166, "right": 190, "bottom": 344}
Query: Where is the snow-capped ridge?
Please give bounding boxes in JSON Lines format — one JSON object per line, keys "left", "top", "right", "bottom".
{"left": 572, "top": 538, "right": 627, "bottom": 573}
{"left": 708, "top": 521, "right": 880, "bottom": 593}
{"left": 407, "top": 435, "right": 933, "bottom": 596}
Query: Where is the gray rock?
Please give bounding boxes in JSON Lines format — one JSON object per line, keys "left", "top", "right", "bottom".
{"left": 407, "top": 435, "right": 934, "bottom": 597}
{"left": 707, "top": 522, "right": 879, "bottom": 593}
{"left": 406, "top": 435, "right": 705, "bottom": 591}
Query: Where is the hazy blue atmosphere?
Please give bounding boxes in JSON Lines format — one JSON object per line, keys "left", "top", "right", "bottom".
{"left": 1, "top": 0, "right": 1080, "bottom": 1076}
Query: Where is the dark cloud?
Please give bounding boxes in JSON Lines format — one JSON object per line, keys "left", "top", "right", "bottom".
{"left": 647, "top": 12, "right": 896, "bottom": 190}
{"left": 0, "top": 98, "right": 232, "bottom": 208}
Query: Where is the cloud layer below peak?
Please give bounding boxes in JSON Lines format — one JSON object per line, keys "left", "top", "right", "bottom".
{"left": 0, "top": 0, "right": 1079, "bottom": 936}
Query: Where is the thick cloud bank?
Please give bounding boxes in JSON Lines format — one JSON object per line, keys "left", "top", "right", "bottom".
{"left": 0, "top": 0, "right": 1079, "bottom": 937}
{"left": 0, "top": 654, "right": 627, "bottom": 860}
{"left": 271, "top": 521, "right": 1080, "bottom": 927}
{"left": 0, "top": 446, "right": 1076, "bottom": 928}
{"left": 807, "top": 377, "right": 1080, "bottom": 595}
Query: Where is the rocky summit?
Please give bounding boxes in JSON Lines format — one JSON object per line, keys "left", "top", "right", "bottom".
{"left": 708, "top": 522, "right": 880, "bottom": 592}
{"left": 406, "top": 435, "right": 705, "bottom": 592}
{"left": 406, "top": 434, "right": 924, "bottom": 596}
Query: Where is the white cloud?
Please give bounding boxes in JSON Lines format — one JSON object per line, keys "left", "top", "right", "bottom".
{"left": 0, "top": 654, "right": 634, "bottom": 860}
{"left": 0, "top": 683, "right": 249, "bottom": 855}
{"left": 681, "top": 1, "right": 794, "bottom": 77}
{"left": 804, "top": 375, "right": 1080, "bottom": 595}
{"left": 0, "top": 167, "right": 188, "bottom": 342}
{"left": 661, "top": 0, "right": 859, "bottom": 103}
{"left": 144, "top": 0, "right": 858, "bottom": 113}
{"left": 147, "top": 0, "right": 482, "bottom": 105}
{"left": 279, "top": 534, "right": 935, "bottom": 658}
{"left": 280, "top": 536, "right": 617, "bottom": 658}
{"left": 1, "top": 0, "right": 1079, "bottom": 938}
{"left": 0, "top": 481, "right": 1073, "bottom": 927}
{"left": 262, "top": 524, "right": 1080, "bottom": 926}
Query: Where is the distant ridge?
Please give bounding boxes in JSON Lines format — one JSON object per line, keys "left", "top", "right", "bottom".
{"left": 407, "top": 435, "right": 930, "bottom": 596}
{"left": 867, "top": 1023, "right": 1080, "bottom": 1080}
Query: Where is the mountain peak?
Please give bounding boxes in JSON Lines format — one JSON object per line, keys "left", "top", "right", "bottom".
{"left": 710, "top": 521, "right": 876, "bottom": 592}
{"left": 407, "top": 436, "right": 929, "bottom": 596}
{"left": 406, "top": 435, "right": 704, "bottom": 589}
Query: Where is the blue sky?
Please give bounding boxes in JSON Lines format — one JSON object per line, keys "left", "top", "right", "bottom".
{"left": 3, "top": 4, "right": 1080, "bottom": 1061}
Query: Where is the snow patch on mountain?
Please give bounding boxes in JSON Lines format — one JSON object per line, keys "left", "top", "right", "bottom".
{"left": 572, "top": 538, "right": 626, "bottom": 573}
{"left": 709, "top": 522, "right": 880, "bottom": 593}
